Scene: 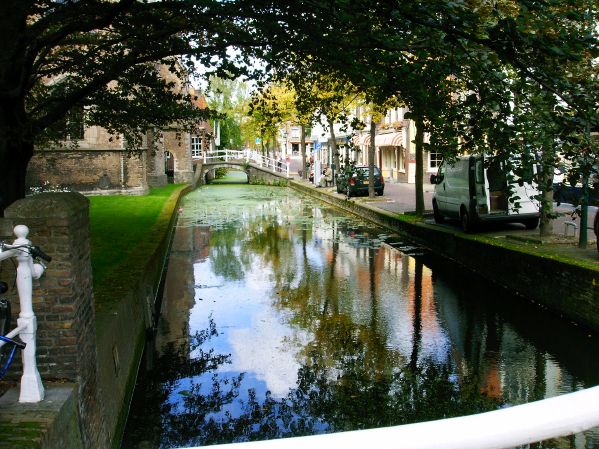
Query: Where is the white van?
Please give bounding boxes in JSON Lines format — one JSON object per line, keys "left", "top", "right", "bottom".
{"left": 430, "top": 155, "right": 540, "bottom": 232}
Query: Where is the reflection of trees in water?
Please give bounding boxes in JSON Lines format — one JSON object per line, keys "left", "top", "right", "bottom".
{"left": 208, "top": 226, "right": 247, "bottom": 281}
{"left": 125, "top": 189, "right": 599, "bottom": 449}
{"left": 123, "top": 315, "right": 503, "bottom": 449}
{"left": 207, "top": 201, "right": 299, "bottom": 286}
{"left": 122, "top": 319, "right": 238, "bottom": 449}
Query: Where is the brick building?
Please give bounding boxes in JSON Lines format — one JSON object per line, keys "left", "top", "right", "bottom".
{"left": 26, "top": 62, "right": 212, "bottom": 194}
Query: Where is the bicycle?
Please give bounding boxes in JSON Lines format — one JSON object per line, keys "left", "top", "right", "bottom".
{"left": 0, "top": 280, "right": 25, "bottom": 379}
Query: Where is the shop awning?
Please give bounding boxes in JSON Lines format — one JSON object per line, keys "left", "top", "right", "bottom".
{"left": 351, "top": 134, "right": 371, "bottom": 146}
{"left": 375, "top": 131, "right": 403, "bottom": 147}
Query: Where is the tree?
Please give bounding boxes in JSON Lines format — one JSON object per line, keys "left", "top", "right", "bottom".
{"left": 205, "top": 76, "right": 252, "bottom": 150}
{"left": 5, "top": 0, "right": 597, "bottom": 227}
{"left": 0, "top": 0, "right": 273, "bottom": 214}
{"left": 289, "top": 72, "right": 362, "bottom": 182}
{"left": 248, "top": 83, "right": 296, "bottom": 158}
{"left": 510, "top": 75, "right": 565, "bottom": 237}
{"left": 261, "top": 0, "right": 598, "bottom": 231}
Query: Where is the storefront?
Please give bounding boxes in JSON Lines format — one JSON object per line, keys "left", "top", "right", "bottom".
{"left": 375, "top": 131, "right": 404, "bottom": 181}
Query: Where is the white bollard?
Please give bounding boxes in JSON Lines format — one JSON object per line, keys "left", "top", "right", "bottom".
{"left": 0, "top": 225, "right": 45, "bottom": 402}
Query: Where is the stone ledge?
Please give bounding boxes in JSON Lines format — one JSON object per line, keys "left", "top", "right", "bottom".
{"left": 0, "top": 384, "right": 83, "bottom": 449}
{"left": 5, "top": 193, "right": 89, "bottom": 220}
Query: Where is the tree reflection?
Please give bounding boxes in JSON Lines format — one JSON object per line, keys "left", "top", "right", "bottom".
{"left": 209, "top": 225, "right": 246, "bottom": 281}
{"left": 123, "top": 314, "right": 502, "bottom": 449}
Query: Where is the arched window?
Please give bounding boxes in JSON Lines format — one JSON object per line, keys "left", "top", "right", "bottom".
{"left": 164, "top": 151, "right": 175, "bottom": 183}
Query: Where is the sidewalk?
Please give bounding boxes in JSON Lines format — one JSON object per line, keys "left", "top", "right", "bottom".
{"left": 294, "top": 173, "right": 599, "bottom": 263}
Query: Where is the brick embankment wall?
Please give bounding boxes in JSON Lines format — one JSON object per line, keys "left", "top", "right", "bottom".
{"left": 290, "top": 181, "right": 599, "bottom": 332}
{"left": 93, "top": 184, "right": 190, "bottom": 448}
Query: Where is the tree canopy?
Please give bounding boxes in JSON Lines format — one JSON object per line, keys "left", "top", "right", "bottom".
{"left": 205, "top": 76, "right": 252, "bottom": 150}
{"left": 0, "top": 0, "right": 270, "bottom": 212}
{"left": 1, "top": 0, "right": 597, "bottom": 220}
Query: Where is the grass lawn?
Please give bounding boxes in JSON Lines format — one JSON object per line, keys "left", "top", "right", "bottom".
{"left": 89, "top": 184, "right": 185, "bottom": 300}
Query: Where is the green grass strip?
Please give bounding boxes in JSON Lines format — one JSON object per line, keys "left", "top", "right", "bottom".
{"left": 89, "top": 184, "right": 186, "bottom": 307}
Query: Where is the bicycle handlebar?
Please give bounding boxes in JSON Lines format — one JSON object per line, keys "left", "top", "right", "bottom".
{"left": 30, "top": 246, "right": 52, "bottom": 263}
{"left": 0, "top": 242, "right": 52, "bottom": 263}
{"left": 0, "top": 335, "right": 25, "bottom": 350}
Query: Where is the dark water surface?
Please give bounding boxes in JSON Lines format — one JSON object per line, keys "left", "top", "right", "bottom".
{"left": 121, "top": 180, "right": 599, "bottom": 449}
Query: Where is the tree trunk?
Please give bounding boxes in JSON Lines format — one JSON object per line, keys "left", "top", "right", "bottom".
{"left": 538, "top": 163, "right": 555, "bottom": 237}
{"left": 0, "top": 98, "right": 32, "bottom": 216}
{"left": 414, "top": 116, "right": 425, "bottom": 216}
{"left": 300, "top": 123, "right": 307, "bottom": 180}
{"left": 368, "top": 117, "right": 375, "bottom": 197}
{"left": 328, "top": 117, "right": 339, "bottom": 183}
{"left": 0, "top": 142, "right": 31, "bottom": 216}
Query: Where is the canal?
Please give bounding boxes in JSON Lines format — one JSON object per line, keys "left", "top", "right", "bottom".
{"left": 121, "top": 177, "right": 599, "bottom": 449}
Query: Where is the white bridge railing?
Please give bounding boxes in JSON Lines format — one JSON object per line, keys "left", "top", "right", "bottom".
{"left": 202, "top": 149, "right": 290, "bottom": 177}
{"left": 179, "top": 386, "right": 599, "bottom": 449}
{"left": 0, "top": 225, "right": 49, "bottom": 403}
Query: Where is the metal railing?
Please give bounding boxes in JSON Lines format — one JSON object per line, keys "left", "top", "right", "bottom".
{"left": 178, "top": 386, "right": 599, "bottom": 449}
{"left": 203, "top": 149, "right": 290, "bottom": 177}
{"left": 0, "top": 225, "right": 50, "bottom": 403}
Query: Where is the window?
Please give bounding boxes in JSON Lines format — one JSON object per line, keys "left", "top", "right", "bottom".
{"left": 475, "top": 159, "right": 484, "bottom": 184}
{"left": 57, "top": 105, "right": 85, "bottom": 141}
{"left": 70, "top": 106, "right": 85, "bottom": 140}
{"left": 191, "top": 136, "right": 202, "bottom": 158}
{"left": 429, "top": 151, "right": 442, "bottom": 170}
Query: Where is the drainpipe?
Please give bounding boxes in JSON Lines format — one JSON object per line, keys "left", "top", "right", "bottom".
{"left": 579, "top": 119, "right": 591, "bottom": 249}
{"left": 120, "top": 153, "right": 126, "bottom": 190}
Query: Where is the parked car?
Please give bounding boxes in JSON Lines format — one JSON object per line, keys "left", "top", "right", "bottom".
{"left": 430, "top": 155, "right": 540, "bottom": 232}
{"left": 336, "top": 165, "right": 384, "bottom": 197}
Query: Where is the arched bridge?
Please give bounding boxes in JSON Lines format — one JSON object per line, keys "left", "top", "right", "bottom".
{"left": 192, "top": 150, "right": 291, "bottom": 187}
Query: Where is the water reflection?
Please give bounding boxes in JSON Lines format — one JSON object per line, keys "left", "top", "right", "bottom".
{"left": 122, "top": 185, "right": 599, "bottom": 449}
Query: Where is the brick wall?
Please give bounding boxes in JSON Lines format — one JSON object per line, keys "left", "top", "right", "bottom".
{"left": 26, "top": 149, "right": 148, "bottom": 195}
{"left": 1, "top": 193, "right": 108, "bottom": 449}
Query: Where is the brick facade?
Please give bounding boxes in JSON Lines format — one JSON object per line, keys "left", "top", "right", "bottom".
{"left": 26, "top": 148, "right": 148, "bottom": 195}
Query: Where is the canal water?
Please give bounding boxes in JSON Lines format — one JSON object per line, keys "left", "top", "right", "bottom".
{"left": 121, "top": 176, "right": 599, "bottom": 449}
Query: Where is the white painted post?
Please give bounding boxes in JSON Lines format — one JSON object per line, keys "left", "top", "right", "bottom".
{"left": 0, "top": 225, "right": 45, "bottom": 402}
{"left": 286, "top": 162, "right": 290, "bottom": 177}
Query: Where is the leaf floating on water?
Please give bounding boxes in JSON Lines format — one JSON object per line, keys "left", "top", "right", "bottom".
{"left": 178, "top": 390, "right": 193, "bottom": 397}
